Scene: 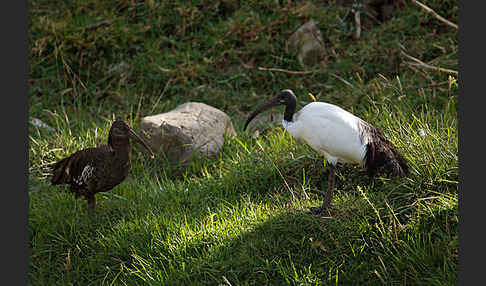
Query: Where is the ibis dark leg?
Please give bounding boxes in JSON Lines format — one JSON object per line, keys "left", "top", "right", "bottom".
{"left": 310, "top": 164, "right": 336, "bottom": 214}
{"left": 87, "top": 195, "right": 96, "bottom": 217}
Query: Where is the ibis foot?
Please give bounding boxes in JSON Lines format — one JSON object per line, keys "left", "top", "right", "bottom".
{"left": 308, "top": 198, "right": 332, "bottom": 215}
{"left": 309, "top": 205, "right": 329, "bottom": 215}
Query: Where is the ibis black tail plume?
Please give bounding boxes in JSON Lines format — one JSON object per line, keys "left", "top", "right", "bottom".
{"left": 360, "top": 122, "right": 409, "bottom": 178}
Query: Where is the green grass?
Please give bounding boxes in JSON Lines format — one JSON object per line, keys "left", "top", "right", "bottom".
{"left": 29, "top": 0, "right": 458, "bottom": 285}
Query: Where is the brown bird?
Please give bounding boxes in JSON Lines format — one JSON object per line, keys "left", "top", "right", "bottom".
{"left": 51, "top": 120, "right": 155, "bottom": 216}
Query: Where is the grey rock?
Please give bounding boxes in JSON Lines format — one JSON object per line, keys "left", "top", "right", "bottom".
{"left": 287, "top": 19, "right": 325, "bottom": 67}
{"left": 141, "top": 102, "right": 236, "bottom": 163}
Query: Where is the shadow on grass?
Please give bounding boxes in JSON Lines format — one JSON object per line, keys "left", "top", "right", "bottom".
{"left": 119, "top": 197, "right": 457, "bottom": 285}
{"left": 28, "top": 137, "right": 456, "bottom": 285}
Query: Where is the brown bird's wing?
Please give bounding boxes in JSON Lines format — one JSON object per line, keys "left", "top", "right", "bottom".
{"left": 51, "top": 146, "right": 112, "bottom": 189}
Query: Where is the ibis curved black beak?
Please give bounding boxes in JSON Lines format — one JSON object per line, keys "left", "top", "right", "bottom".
{"left": 129, "top": 129, "right": 155, "bottom": 159}
{"left": 243, "top": 96, "right": 281, "bottom": 131}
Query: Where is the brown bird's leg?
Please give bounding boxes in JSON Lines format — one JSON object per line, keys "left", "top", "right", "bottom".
{"left": 310, "top": 164, "right": 335, "bottom": 215}
{"left": 87, "top": 195, "right": 96, "bottom": 217}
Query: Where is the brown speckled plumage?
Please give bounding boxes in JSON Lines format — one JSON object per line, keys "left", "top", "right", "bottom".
{"left": 51, "top": 120, "right": 154, "bottom": 216}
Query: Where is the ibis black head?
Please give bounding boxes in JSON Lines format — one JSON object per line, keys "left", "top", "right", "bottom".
{"left": 243, "top": 89, "right": 297, "bottom": 131}
{"left": 108, "top": 120, "right": 155, "bottom": 158}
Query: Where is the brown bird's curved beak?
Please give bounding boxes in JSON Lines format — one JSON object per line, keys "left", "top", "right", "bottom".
{"left": 128, "top": 129, "right": 155, "bottom": 159}
{"left": 243, "top": 96, "right": 280, "bottom": 131}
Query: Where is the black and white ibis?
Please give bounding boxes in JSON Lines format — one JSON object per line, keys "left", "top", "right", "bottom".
{"left": 51, "top": 120, "right": 155, "bottom": 216}
{"left": 244, "top": 89, "right": 408, "bottom": 214}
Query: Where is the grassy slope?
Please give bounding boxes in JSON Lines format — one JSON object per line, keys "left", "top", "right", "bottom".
{"left": 29, "top": 0, "right": 458, "bottom": 285}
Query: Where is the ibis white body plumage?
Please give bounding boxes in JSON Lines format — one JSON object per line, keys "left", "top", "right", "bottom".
{"left": 244, "top": 89, "right": 408, "bottom": 214}
{"left": 283, "top": 102, "right": 368, "bottom": 166}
